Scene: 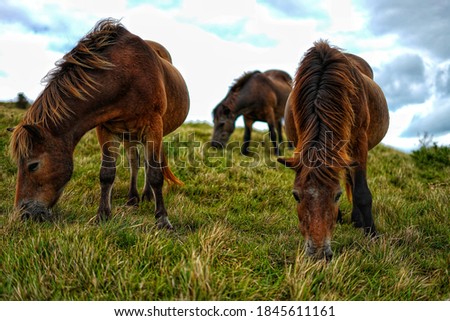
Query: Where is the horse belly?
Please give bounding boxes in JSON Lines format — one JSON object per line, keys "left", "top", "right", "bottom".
{"left": 102, "top": 120, "right": 141, "bottom": 138}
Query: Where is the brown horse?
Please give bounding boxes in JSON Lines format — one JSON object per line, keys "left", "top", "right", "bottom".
{"left": 278, "top": 40, "right": 389, "bottom": 260}
{"left": 9, "top": 19, "right": 190, "bottom": 229}
{"left": 211, "top": 69, "right": 292, "bottom": 155}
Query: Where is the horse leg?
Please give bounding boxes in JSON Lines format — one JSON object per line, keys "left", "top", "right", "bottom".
{"left": 242, "top": 117, "right": 254, "bottom": 155}
{"left": 276, "top": 119, "right": 288, "bottom": 155}
{"left": 276, "top": 119, "right": 283, "bottom": 145}
{"left": 96, "top": 126, "right": 119, "bottom": 221}
{"left": 141, "top": 161, "right": 153, "bottom": 202}
{"left": 352, "top": 167, "right": 376, "bottom": 236}
{"left": 143, "top": 119, "right": 172, "bottom": 229}
{"left": 350, "top": 143, "right": 376, "bottom": 236}
{"left": 268, "top": 123, "right": 279, "bottom": 156}
{"left": 124, "top": 141, "right": 140, "bottom": 206}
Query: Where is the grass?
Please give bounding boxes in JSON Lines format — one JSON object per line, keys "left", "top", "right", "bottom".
{"left": 1, "top": 105, "right": 449, "bottom": 300}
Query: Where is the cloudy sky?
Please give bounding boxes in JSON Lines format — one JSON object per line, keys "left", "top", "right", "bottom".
{"left": 1, "top": 0, "right": 449, "bottom": 151}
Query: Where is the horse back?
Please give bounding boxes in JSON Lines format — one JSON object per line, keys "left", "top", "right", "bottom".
{"left": 262, "top": 70, "right": 292, "bottom": 120}
{"left": 345, "top": 53, "right": 374, "bottom": 79}
{"left": 96, "top": 32, "right": 188, "bottom": 137}
{"left": 284, "top": 53, "right": 388, "bottom": 151}
{"left": 344, "top": 54, "right": 387, "bottom": 151}
{"left": 145, "top": 40, "right": 172, "bottom": 64}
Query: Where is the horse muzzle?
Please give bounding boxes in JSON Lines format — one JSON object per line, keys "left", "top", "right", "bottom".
{"left": 306, "top": 239, "right": 333, "bottom": 262}
{"left": 17, "top": 200, "right": 52, "bottom": 222}
{"left": 210, "top": 140, "right": 225, "bottom": 149}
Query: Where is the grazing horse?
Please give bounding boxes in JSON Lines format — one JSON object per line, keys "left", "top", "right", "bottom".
{"left": 9, "top": 19, "right": 190, "bottom": 229}
{"left": 211, "top": 69, "right": 292, "bottom": 155}
{"left": 278, "top": 40, "right": 389, "bottom": 260}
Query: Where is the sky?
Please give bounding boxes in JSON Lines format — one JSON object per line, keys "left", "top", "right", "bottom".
{"left": 1, "top": 0, "right": 449, "bottom": 152}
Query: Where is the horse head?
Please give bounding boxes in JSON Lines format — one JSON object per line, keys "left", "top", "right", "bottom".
{"left": 211, "top": 101, "right": 236, "bottom": 148}
{"left": 278, "top": 157, "right": 343, "bottom": 261}
{"left": 10, "top": 124, "right": 74, "bottom": 221}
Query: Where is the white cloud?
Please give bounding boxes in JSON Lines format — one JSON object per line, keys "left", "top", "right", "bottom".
{"left": 0, "top": 27, "right": 60, "bottom": 99}
{"left": 1, "top": 0, "right": 449, "bottom": 151}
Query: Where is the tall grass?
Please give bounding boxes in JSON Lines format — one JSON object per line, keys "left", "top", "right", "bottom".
{"left": 1, "top": 106, "right": 449, "bottom": 300}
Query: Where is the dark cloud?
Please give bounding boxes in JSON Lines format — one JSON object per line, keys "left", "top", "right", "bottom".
{"left": 358, "top": 0, "right": 450, "bottom": 60}
{"left": 375, "top": 54, "right": 430, "bottom": 111}
{"left": 402, "top": 63, "right": 450, "bottom": 137}
{"left": 402, "top": 100, "right": 450, "bottom": 137}
{"left": 436, "top": 65, "right": 450, "bottom": 97}
{"left": 257, "top": 0, "right": 327, "bottom": 19}
{"left": 358, "top": 0, "right": 450, "bottom": 137}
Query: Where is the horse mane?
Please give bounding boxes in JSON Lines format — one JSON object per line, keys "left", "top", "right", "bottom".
{"left": 229, "top": 71, "right": 261, "bottom": 93}
{"left": 10, "top": 18, "right": 125, "bottom": 162}
{"left": 292, "top": 40, "right": 357, "bottom": 186}
{"left": 213, "top": 70, "right": 262, "bottom": 116}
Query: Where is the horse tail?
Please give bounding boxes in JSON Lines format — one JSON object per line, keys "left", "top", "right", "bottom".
{"left": 161, "top": 152, "right": 183, "bottom": 186}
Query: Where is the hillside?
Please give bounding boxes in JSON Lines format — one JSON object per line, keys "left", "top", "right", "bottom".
{"left": 1, "top": 106, "right": 449, "bottom": 300}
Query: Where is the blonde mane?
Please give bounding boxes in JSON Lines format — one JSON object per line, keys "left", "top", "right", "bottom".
{"left": 292, "top": 40, "right": 357, "bottom": 186}
{"left": 10, "top": 18, "right": 124, "bottom": 162}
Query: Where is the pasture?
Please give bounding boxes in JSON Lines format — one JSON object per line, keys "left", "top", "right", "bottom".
{"left": 1, "top": 106, "right": 449, "bottom": 300}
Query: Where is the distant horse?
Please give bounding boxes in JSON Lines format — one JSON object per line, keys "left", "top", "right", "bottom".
{"left": 211, "top": 69, "right": 292, "bottom": 155}
{"left": 278, "top": 40, "right": 389, "bottom": 260}
{"left": 9, "top": 19, "right": 190, "bottom": 229}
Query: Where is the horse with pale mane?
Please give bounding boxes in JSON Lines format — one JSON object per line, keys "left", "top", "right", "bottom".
{"left": 278, "top": 40, "right": 389, "bottom": 260}
{"left": 9, "top": 19, "right": 189, "bottom": 229}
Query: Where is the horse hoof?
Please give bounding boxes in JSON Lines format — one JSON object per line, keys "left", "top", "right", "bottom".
{"left": 156, "top": 217, "right": 173, "bottom": 230}
{"left": 126, "top": 197, "right": 139, "bottom": 207}
{"left": 97, "top": 209, "right": 111, "bottom": 222}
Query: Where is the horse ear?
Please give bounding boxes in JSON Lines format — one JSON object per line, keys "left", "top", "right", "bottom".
{"left": 23, "top": 124, "right": 44, "bottom": 142}
{"left": 277, "top": 157, "right": 300, "bottom": 170}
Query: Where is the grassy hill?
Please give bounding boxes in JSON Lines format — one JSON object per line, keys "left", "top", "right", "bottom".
{"left": 1, "top": 106, "right": 449, "bottom": 300}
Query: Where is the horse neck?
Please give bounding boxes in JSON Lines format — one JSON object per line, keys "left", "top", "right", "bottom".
{"left": 47, "top": 99, "right": 113, "bottom": 147}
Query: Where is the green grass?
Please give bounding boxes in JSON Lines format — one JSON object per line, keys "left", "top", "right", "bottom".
{"left": 1, "top": 106, "right": 449, "bottom": 300}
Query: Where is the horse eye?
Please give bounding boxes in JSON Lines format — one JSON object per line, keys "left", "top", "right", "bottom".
{"left": 335, "top": 191, "right": 342, "bottom": 202}
{"left": 292, "top": 190, "right": 301, "bottom": 203}
{"left": 28, "top": 162, "right": 40, "bottom": 172}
